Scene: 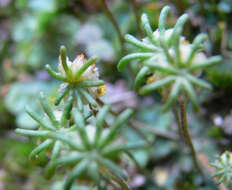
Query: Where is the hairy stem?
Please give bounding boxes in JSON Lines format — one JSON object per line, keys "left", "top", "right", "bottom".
{"left": 199, "top": 0, "right": 205, "bottom": 16}
{"left": 99, "top": 0, "right": 125, "bottom": 53}
{"left": 129, "top": 0, "right": 142, "bottom": 36}
{"left": 179, "top": 100, "right": 205, "bottom": 179}
{"left": 172, "top": 102, "right": 183, "bottom": 140}
{"left": 176, "top": 0, "right": 184, "bottom": 15}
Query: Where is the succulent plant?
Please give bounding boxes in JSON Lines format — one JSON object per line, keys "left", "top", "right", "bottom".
{"left": 15, "top": 46, "right": 146, "bottom": 190}
{"left": 118, "top": 6, "right": 222, "bottom": 111}
{"left": 212, "top": 151, "right": 232, "bottom": 186}
{"left": 45, "top": 46, "right": 106, "bottom": 108}
{"left": 16, "top": 104, "right": 145, "bottom": 189}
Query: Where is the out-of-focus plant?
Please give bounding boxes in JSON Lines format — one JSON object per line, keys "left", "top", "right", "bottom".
{"left": 212, "top": 151, "right": 232, "bottom": 186}
{"left": 118, "top": 5, "right": 222, "bottom": 180}
{"left": 207, "top": 59, "right": 232, "bottom": 92}
{"left": 15, "top": 46, "right": 146, "bottom": 190}
{"left": 4, "top": 81, "right": 54, "bottom": 129}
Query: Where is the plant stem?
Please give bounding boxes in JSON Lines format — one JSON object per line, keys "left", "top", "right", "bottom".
{"left": 199, "top": 0, "right": 205, "bottom": 16}
{"left": 179, "top": 100, "right": 205, "bottom": 179}
{"left": 129, "top": 0, "right": 142, "bottom": 36}
{"left": 176, "top": 0, "right": 184, "bottom": 15}
{"left": 172, "top": 102, "right": 183, "bottom": 140}
{"left": 99, "top": 0, "right": 125, "bottom": 53}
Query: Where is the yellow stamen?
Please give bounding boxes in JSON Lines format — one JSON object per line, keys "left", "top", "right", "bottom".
{"left": 49, "top": 97, "right": 56, "bottom": 102}
{"left": 146, "top": 76, "right": 156, "bottom": 84}
{"left": 80, "top": 53, "right": 85, "bottom": 58}
{"left": 182, "top": 40, "right": 189, "bottom": 45}
{"left": 97, "top": 85, "right": 106, "bottom": 96}
{"left": 76, "top": 53, "right": 85, "bottom": 60}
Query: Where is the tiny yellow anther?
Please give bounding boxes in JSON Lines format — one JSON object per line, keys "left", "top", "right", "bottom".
{"left": 146, "top": 76, "right": 156, "bottom": 84}
{"left": 49, "top": 97, "right": 56, "bottom": 102}
{"left": 97, "top": 85, "right": 106, "bottom": 96}
{"left": 182, "top": 40, "right": 189, "bottom": 45}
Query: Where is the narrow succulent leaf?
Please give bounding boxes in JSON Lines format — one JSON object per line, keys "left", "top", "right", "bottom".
{"left": 159, "top": 6, "right": 170, "bottom": 35}
{"left": 185, "top": 34, "right": 208, "bottom": 65}
{"left": 61, "top": 95, "right": 73, "bottom": 126}
{"left": 29, "top": 139, "right": 53, "bottom": 160}
{"left": 75, "top": 90, "right": 83, "bottom": 112}
{"left": 117, "top": 53, "right": 153, "bottom": 72}
{"left": 168, "top": 14, "right": 189, "bottom": 46}
{"left": 226, "top": 177, "right": 231, "bottom": 187}
{"left": 16, "top": 129, "right": 50, "bottom": 137}
{"left": 72, "top": 108, "right": 85, "bottom": 128}
{"left": 89, "top": 162, "right": 101, "bottom": 187}
{"left": 94, "top": 105, "right": 110, "bottom": 146}
{"left": 145, "top": 58, "right": 178, "bottom": 74}
{"left": 39, "top": 92, "right": 58, "bottom": 127}
{"left": 85, "top": 110, "right": 93, "bottom": 120}
{"left": 139, "top": 76, "right": 175, "bottom": 95}
{"left": 25, "top": 106, "right": 56, "bottom": 130}
{"left": 134, "top": 66, "right": 150, "bottom": 91}
{"left": 68, "top": 124, "right": 78, "bottom": 132}
{"left": 51, "top": 141, "right": 61, "bottom": 160}
{"left": 78, "top": 80, "right": 104, "bottom": 87}
{"left": 163, "top": 79, "right": 181, "bottom": 111}
{"left": 45, "top": 65, "right": 67, "bottom": 82}
{"left": 79, "top": 88, "right": 98, "bottom": 107}
{"left": 64, "top": 159, "right": 89, "bottom": 190}
{"left": 72, "top": 108, "right": 91, "bottom": 149}
{"left": 193, "top": 33, "right": 208, "bottom": 45}
{"left": 102, "top": 141, "right": 147, "bottom": 157}
{"left": 160, "top": 38, "right": 174, "bottom": 64}
{"left": 60, "top": 46, "right": 72, "bottom": 77}
{"left": 98, "top": 157, "right": 127, "bottom": 179}
{"left": 212, "top": 170, "right": 226, "bottom": 177}
{"left": 99, "top": 109, "right": 134, "bottom": 149}
{"left": 217, "top": 176, "right": 225, "bottom": 185}
{"left": 55, "top": 86, "right": 69, "bottom": 105}
{"left": 182, "top": 79, "right": 199, "bottom": 110}
{"left": 45, "top": 154, "right": 84, "bottom": 179}
{"left": 74, "top": 57, "right": 97, "bottom": 80}
{"left": 186, "top": 74, "right": 212, "bottom": 90}
{"left": 211, "top": 163, "right": 222, "bottom": 169}
{"left": 125, "top": 34, "right": 158, "bottom": 51}
{"left": 188, "top": 56, "right": 222, "bottom": 71}
{"left": 141, "top": 14, "right": 159, "bottom": 46}
{"left": 48, "top": 132, "right": 84, "bottom": 151}
{"left": 173, "top": 27, "right": 182, "bottom": 66}
{"left": 16, "top": 129, "right": 84, "bottom": 151}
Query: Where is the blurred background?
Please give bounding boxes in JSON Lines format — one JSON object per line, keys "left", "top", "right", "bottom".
{"left": 1, "top": 0, "right": 232, "bottom": 189}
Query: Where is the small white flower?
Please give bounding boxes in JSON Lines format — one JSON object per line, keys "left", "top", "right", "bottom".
{"left": 178, "top": 43, "right": 207, "bottom": 65}
{"left": 58, "top": 54, "right": 106, "bottom": 99}
{"left": 153, "top": 28, "right": 174, "bottom": 41}
{"left": 58, "top": 54, "right": 99, "bottom": 82}
{"left": 54, "top": 110, "right": 63, "bottom": 122}
{"left": 153, "top": 28, "right": 185, "bottom": 42}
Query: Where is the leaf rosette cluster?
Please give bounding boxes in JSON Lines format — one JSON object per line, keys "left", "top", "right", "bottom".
{"left": 118, "top": 6, "right": 222, "bottom": 111}
{"left": 16, "top": 47, "right": 146, "bottom": 189}
{"left": 212, "top": 151, "right": 232, "bottom": 186}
